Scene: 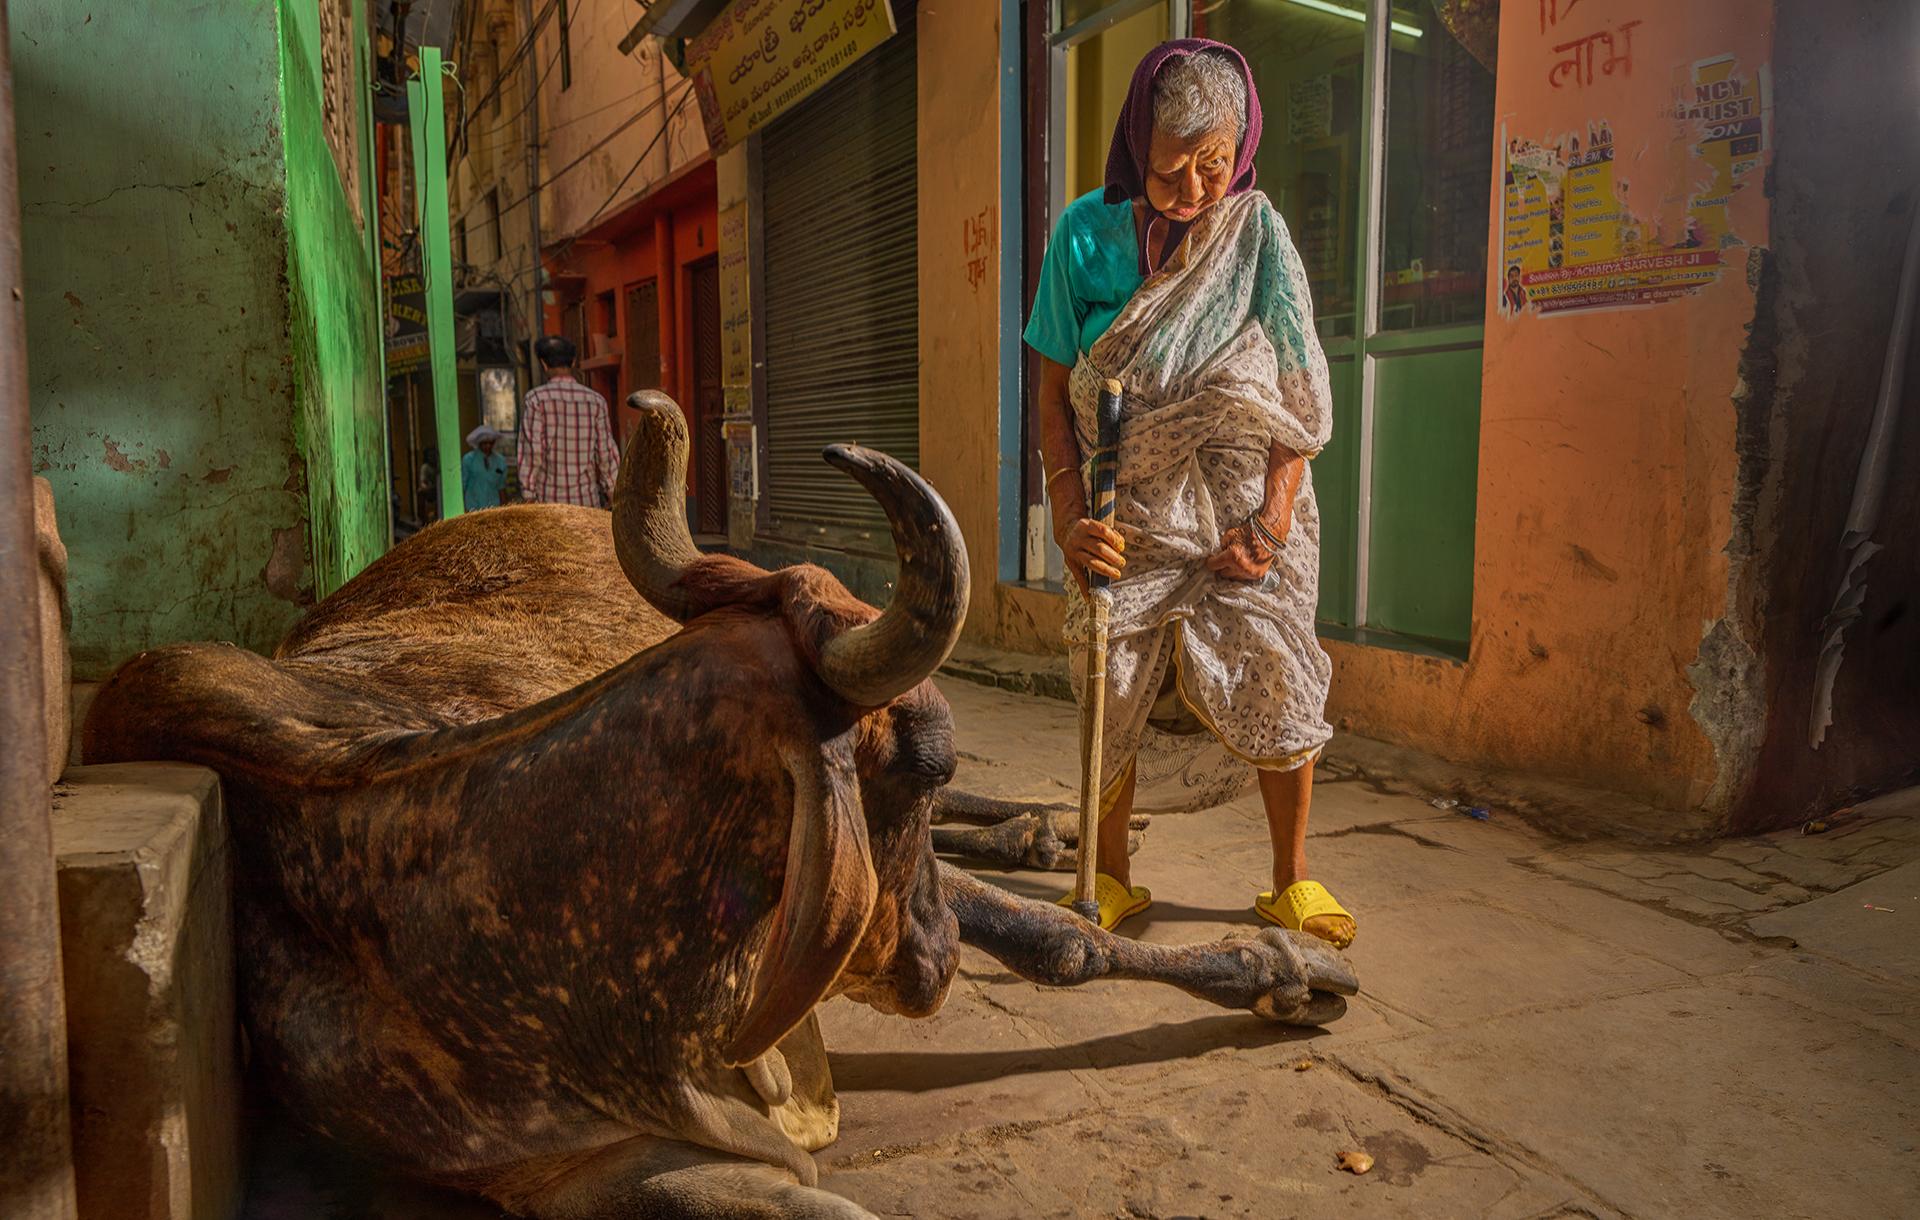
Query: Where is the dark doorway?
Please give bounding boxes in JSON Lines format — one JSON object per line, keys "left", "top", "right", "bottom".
{"left": 688, "top": 256, "right": 725, "bottom": 535}
{"left": 623, "top": 279, "right": 661, "bottom": 400}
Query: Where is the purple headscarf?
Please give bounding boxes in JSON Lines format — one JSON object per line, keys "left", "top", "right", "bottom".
{"left": 1103, "top": 38, "right": 1264, "bottom": 207}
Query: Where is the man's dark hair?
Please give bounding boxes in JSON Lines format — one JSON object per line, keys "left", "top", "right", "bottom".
{"left": 534, "top": 334, "right": 577, "bottom": 370}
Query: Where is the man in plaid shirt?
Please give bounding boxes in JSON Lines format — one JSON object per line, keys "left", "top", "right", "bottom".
{"left": 518, "top": 335, "right": 620, "bottom": 507}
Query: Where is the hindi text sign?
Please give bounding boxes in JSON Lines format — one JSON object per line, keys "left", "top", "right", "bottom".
{"left": 718, "top": 203, "right": 752, "bottom": 388}
{"left": 687, "top": 0, "right": 896, "bottom": 153}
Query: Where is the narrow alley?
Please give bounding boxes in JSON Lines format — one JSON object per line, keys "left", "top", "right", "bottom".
{"left": 5, "top": 1, "right": 1918, "bottom": 1219}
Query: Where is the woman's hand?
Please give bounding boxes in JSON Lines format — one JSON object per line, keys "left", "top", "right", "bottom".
{"left": 1206, "top": 523, "right": 1274, "bottom": 582}
{"left": 1058, "top": 518, "right": 1127, "bottom": 595}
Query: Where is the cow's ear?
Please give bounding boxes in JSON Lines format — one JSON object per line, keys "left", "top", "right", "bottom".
{"left": 725, "top": 740, "right": 877, "bottom": 1066}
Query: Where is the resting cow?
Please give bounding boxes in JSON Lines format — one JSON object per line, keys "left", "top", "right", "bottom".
{"left": 83, "top": 393, "right": 1356, "bottom": 1219}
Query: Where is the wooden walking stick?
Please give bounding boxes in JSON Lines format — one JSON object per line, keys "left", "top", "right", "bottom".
{"left": 1072, "top": 377, "right": 1125, "bottom": 924}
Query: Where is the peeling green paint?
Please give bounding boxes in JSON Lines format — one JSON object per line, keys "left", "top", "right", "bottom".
{"left": 278, "top": 0, "right": 389, "bottom": 594}
{"left": 14, "top": 0, "right": 388, "bottom": 676}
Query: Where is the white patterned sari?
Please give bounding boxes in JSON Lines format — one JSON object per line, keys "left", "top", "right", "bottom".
{"left": 1064, "top": 190, "right": 1334, "bottom": 813}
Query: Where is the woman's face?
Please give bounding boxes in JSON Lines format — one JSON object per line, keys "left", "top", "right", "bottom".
{"left": 1144, "top": 124, "right": 1237, "bottom": 222}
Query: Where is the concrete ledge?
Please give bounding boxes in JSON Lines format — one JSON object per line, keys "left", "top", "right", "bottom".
{"left": 53, "top": 763, "right": 241, "bottom": 1220}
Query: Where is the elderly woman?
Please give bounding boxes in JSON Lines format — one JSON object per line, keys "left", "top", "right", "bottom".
{"left": 461, "top": 425, "right": 509, "bottom": 512}
{"left": 1025, "top": 40, "right": 1352, "bottom": 948}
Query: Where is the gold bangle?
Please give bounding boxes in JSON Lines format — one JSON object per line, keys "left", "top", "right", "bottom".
{"left": 1045, "top": 467, "right": 1082, "bottom": 490}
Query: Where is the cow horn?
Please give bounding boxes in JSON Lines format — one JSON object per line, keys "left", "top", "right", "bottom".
{"left": 610, "top": 391, "right": 703, "bottom": 621}
{"left": 814, "top": 446, "right": 970, "bottom": 708}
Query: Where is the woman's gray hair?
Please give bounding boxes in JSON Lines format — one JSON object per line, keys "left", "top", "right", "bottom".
{"left": 1152, "top": 50, "right": 1248, "bottom": 145}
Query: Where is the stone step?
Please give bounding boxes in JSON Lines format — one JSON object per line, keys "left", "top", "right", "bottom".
{"left": 53, "top": 763, "right": 241, "bottom": 1220}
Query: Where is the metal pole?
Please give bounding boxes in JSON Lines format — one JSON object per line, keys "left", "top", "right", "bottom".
{"left": 408, "top": 47, "right": 462, "bottom": 522}
{"left": 0, "top": 0, "right": 80, "bottom": 1214}
{"left": 521, "top": 0, "right": 544, "bottom": 404}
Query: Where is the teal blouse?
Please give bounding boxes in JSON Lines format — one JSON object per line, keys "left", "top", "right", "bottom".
{"left": 1023, "top": 189, "right": 1144, "bottom": 367}
{"left": 461, "top": 449, "right": 509, "bottom": 512}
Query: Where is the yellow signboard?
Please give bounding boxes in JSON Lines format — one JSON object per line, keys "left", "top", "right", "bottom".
{"left": 687, "top": 0, "right": 896, "bottom": 152}
{"left": 718, "top": 203, "right": 751, "bottom": 389}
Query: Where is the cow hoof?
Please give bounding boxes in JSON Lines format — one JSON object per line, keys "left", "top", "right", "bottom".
{"left": 1247, "top": 927, "right": 1359, "bottom": 1026}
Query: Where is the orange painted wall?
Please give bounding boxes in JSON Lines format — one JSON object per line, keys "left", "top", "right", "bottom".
{"left": 542, "top": 167, "right": 718, "bottom": 497}
{"left": 1324, "top": 0, "right": 1774, "bottom": 815}
{"left": 918, "top": 0, "right": 1007, "bottom": 647}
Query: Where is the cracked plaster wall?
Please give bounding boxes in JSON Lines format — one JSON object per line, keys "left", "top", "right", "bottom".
{"left": 1721, "top": 0, "right": 1920, "bottom": 832}
{"left": 16, "top": 0, "right": 385, "bottom": 677}
{"left": 1314, "top": 1, "right": 1773, "bottom": 828}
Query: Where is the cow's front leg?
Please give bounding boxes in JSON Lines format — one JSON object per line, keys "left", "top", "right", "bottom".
{"left": 930, "top": 790, "right": 1147, "bottom": 871}
{"left": 512, "top": 1136, "right": 873, "bottom": 1220}
{"left": 938, "top": 862, "right": 1358, "bottom": 1025}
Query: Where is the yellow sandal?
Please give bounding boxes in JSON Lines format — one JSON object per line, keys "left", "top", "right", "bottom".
{"left": 1256, "top": 880, "right": 1356, "bottom": 949}
{"left": 1057, "top": 873, "right": 1152, "bottom": 931}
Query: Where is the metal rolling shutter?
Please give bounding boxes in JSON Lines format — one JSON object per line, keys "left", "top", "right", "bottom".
{"left": 760, "top": 5, "right": 917, "bottom": 542}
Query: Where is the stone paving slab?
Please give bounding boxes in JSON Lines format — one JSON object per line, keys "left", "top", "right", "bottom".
{"left": 824, "top": 1072, "right": 1582, "bottom": 1220}
{"left": 1330, "top": 981, "right": 1920, "bottom": 1220}
{"left": 820, "top": 957, "right": 1114, "bottom": 1150}
{"left": 1343, "top": 900, "right": 1691, "bottom": 1030}
{"left": 1747, "top": 858, "right": 1920, "bottom": 978}
{"left": 923, "top": 680, "right": 1920, "bottom": 1217}
{"left": 1734, "top": 953, "right": 1920, "bottom": 1051}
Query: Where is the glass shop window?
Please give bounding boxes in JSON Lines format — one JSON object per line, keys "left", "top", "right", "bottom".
{"left": 1378, "top": 9, "right": 1496, "bottom": 330}
{"left": 1059, "top": 5, "right": 1170, "bottom": 207}
{"left": 1194, "top": 0, "right": 1368, "bottom": 341}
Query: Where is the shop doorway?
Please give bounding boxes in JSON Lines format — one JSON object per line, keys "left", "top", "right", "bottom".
{"left": 757, "top": 0, "right": 919, "bottom": 547}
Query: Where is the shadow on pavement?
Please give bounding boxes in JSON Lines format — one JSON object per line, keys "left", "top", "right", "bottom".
{"left": 965, "top": 872, "right": 1276, "bottom": 932}
{"left": 829, "top": 1013, "right": 1326, "bottom": 1093}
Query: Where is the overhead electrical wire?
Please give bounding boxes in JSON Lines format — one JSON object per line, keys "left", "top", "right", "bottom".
{"left": 418, "top": 7, "right": 696, "bottom": 354}
{"left": 574, "top": 90, "right": 696, "bottom": 235}
{"left": 461, "top": 0, "right": 561, "bottom": 118}
{"left": 461, "top": 40, "right": 564, "bottom": 154}
{"left": 469, "top": 65, "right": 654, "bottom": 151}
{"left": 460, "top": 82, "right": 695, "bottom": 232}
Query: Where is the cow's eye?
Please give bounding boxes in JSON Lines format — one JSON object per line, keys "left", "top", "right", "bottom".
{"left": 898, "top": 737, "right": 956, "bottom": 785}
{"left": 883, "top": 698, "right": 956, "bottom": 784}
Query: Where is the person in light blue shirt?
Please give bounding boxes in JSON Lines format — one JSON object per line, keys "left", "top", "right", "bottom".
{"left": 1023, "top": 188, "right": 1147, "bottom": 370}
{"left": 461, "top": 425, "right": 509, "bottom": 512}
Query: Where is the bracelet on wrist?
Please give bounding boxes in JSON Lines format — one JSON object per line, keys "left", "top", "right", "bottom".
{"left": 1248, "top": 513, "right": 1284, "bottom": 554}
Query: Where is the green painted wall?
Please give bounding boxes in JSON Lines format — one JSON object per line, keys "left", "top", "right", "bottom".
{"left": 278, "top": 0, "right": 388, "bottom": 594}
{"left": 15, "top": 0, "right": 386, "bottom": 677}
